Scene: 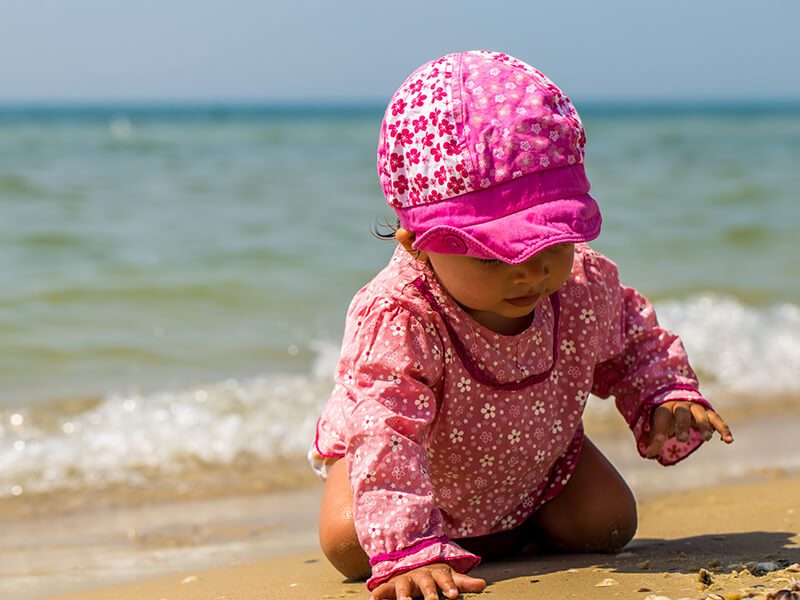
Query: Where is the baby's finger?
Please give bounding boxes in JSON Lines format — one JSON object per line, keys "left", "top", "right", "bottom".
{"left": 371, "top": 578, "right": 410, "bottom": 600}
{"left": 369, "top": 581, "right": 395, "bottom": 600}
{"left": 646, "top": 404, "right": 673, "bottom": 457}
{"left": 452, "top": 571, "right": 488, "bottom": 593}
{"left": 674, "top": 404, "right": 692, "bottom": 442}
{"left": 413, "top": 572, "right": 439, "bottom": 600}
{"left": 708, "top": 411, "right": 734, "bottom": 443}
{"left": 430, "top": 567, "right": 460, "bottom": 599}
{"left": 690, "top": 403, "right": 713, "bottom": 441}
{"left": 393, "top": 574, "right": 412, "bottom": 600}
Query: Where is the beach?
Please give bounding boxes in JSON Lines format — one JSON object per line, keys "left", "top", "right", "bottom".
{"left": 1, "top": 105, "right": 799, "bottom": 599}
{"left": 39, "top": 468, "right": 800, "bottom": 600}
{"left": 1, "top": 401, "right": 795, "bottom": 600}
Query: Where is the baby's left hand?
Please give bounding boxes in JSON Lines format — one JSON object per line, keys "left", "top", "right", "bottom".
{"left": 645, "top": 400, "right": 734, "bottom": 458}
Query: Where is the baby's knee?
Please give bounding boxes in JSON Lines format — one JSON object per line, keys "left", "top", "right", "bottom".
{"left": 584, "top": 491, "right": 638, "bottom": 553}
{"left": 544, "top": 486, "right": 638, "bottom": 553}
{"left": 603, "top": 507, "right": 637, "bottom": 552}
{"left": 553, "top": 509, "right": 637, "bottom": 553}
{"left": 318, "top": 508, "right": 371, "bottom": 580}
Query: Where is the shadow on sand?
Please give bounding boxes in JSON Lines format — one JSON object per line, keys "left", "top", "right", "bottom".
{"left": 476, "top": 530, "right": 800, "bottom": 584}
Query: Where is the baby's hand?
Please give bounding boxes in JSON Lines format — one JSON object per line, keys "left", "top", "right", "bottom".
{"left": 369, "top": 562, "right": 486, "bottom": 600}
{"left": 645, "top": 400, "right": 734, "bottom": 458}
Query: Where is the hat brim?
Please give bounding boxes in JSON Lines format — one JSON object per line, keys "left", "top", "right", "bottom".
{"left": 398, "top": 163, "right": 602, "bottom": 264}
{"left": 413, "top": 193, "right": 601, "bottom": 264}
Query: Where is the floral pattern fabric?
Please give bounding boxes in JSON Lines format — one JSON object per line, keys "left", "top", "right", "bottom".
{"left": 310, "top": 244, "right": 711, "bottom": 590}
{"left": 377, "top": 50, "right": 586, "bottom": 209}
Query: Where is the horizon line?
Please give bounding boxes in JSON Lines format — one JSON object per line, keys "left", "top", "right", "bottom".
{"left": 2, "top": 97, "right": 800, "bottom": 107}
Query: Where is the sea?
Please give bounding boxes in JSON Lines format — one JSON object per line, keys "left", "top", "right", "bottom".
{"left": 1, "top": 102, "right": 800, "bottom": 510}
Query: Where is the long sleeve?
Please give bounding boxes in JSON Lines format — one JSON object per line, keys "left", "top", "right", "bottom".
{"left": 584, "top": 248, "right": 713, "bottom": 465}
{"left": 341, "top": 298, "right": 480, "bottom": 590}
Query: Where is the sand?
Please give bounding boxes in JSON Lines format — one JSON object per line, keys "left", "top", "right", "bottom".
{"left": 44, "top": 473, "right": 800, "bottom": 600}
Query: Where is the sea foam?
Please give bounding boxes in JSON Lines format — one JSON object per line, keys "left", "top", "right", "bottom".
{"left": 2, "top": 295, "right": 798, "bottom": 500}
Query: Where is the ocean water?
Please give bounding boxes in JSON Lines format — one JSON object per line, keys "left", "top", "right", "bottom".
{"left": 1, "top": 103, "right": 799, "bottom": 502}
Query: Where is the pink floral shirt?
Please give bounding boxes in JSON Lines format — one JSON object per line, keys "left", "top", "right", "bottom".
{"left": 310, "top": 244, "right": 711, "bottom": 590}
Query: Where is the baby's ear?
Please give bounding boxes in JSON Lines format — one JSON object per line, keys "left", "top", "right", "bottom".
{"left": 395, "top": 228, "right": 427, "bottom": 262}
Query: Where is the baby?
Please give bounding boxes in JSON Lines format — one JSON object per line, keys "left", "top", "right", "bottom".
{"left": 309, "top": 50, "right": 734, "bottom": 600}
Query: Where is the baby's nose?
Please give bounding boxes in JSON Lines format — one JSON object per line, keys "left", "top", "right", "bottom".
{"left": 513, "top": 256, "right": 549, "bottom": 285}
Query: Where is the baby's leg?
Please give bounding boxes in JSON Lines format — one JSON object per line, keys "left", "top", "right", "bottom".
{"left": 526, "top": 436, "right": 637, "bottom": 553}
{"left": 318, "top": 437, "right": 636, "bottom": 580}
{"left": 318, "top": 458, "right": 372, "bottom": 580}
{"left": 318, "top": 458, "right": 531, "bottom": 580}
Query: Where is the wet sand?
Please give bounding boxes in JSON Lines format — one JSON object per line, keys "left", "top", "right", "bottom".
{"left": 44, "top": 474, "right": 800, "bottom": 600}
{"left": 4, "top": 405, "right": 798, "bottom": 600}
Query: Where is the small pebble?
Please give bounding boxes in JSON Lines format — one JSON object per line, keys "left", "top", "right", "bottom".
{"left": 616, "top": 551, "right": 636, "bottom": 558}
{"left": 699, "top": 568, "right": 715, "bottom": 585}
{"left": 289, "top": 583, "right": 298, "bottom": 587}
{"left": 639, "top": 560, "right": 652, "bottom": 570}
{"left": 751, "top": 562, "right": 781, "bottom": 576}
{"left": 181, "top": 576, "right": 198, "bottom": 584}
{"left": 644, "top": 595, "right": 672, "bottom": 600}
{"left": 768, "top": 591, "right": 800, "bottom": 600}
{"left": 596, "top": 577, "right": 619, "bottom": 587}
{"left": 566, "top": 568, "right": 579, "bottom": 573}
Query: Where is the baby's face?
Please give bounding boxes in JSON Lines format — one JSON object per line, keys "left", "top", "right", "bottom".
{"left": 427, "top": 243, "right": 575, "bottom": 335}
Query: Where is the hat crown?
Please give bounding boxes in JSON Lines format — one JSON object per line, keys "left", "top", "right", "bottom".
{"left": 378, "top": 51, "right": 587, "bottom": 210}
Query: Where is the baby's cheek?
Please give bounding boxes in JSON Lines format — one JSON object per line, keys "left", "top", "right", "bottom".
{"left": 449, "top": 274, "right": 491, "bottom": 306}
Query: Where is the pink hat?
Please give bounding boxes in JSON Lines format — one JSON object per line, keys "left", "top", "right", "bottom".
{"left": 377, "top": 50, "right": 601, "bottom": 264}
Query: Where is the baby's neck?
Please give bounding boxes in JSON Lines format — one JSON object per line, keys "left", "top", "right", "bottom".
{"left": 459, "top": 303, "right": 535, "bottom": 336}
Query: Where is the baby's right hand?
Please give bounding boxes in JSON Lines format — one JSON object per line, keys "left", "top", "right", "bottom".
{"left": 369, "top": 562, "right": 486, "bottom": 600}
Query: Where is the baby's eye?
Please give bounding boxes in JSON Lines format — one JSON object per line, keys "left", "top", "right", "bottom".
{"left": 476, "top": 258, "right": 503, "bottom": 267}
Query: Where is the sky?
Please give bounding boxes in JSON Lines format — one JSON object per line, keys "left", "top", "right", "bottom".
{"left": 1, "top": 0, "right": 798, "bottom": 104}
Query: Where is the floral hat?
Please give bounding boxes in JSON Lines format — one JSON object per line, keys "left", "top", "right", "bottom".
{"left": 377, "top": 50, "right": 601, "bottom": 264}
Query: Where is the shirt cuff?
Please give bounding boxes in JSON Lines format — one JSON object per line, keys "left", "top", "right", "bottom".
{"left": 633, "top": 386, "right": 714, "bottom": 466}
{"left": 366, "top": 536, "right": 481, "bottom": 591}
